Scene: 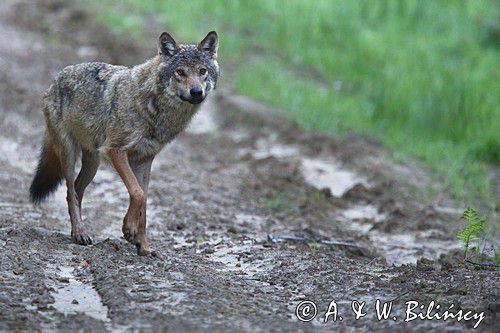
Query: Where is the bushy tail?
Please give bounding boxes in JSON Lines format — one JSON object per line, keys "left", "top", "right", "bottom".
{"left": 29, "top": 138, "right": 63, "bottom": 204}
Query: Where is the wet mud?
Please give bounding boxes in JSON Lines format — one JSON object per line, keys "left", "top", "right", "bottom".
{"left": 0, "top": 0, "right": 498, "bottom": 332}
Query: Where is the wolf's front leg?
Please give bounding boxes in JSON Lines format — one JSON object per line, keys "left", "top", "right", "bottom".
{"left": 131, "top": 157, "right": 154, "bottom": 256}
{"left": 108, "top": 149, "right": 156, "bottom": 256}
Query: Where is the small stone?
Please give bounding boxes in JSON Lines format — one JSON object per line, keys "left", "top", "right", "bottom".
{"left": 320, "top": 188, "right": 332, "bottom": 198}
{"left": 56, "top": 277, "right": 70, "bottom": 283}
{"left": 71, "top": 299, "right": 79, "bottom": 304}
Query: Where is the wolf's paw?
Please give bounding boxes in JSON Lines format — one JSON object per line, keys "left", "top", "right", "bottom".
{"left": 136, "top": 243, "right": 160, "bottom": 258}
{"left": 71, "top": 229, "right": 93, "bottom": 245}
{"left": 122, "top": 226, "right": 139, "bottom": 244}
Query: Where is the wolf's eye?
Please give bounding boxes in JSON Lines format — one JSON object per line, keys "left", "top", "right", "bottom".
{"left": 176, "top": 69, "right": 186, "bottom": 77}
{"left": 199, "top": 68, "right": 207, "bottom": 75}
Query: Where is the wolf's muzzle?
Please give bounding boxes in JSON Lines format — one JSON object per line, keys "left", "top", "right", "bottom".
{"left": 180, "top": 87, "right": 205, "bottom": 104}
{"left": 180, "top": 94, "right": 205, "bottom": 105}
{"left": 190, "top": 87, "right": 203, "bottom": 98}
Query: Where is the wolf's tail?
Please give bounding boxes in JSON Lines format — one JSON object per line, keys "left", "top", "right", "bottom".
{"left": 29, "top": 137, "right": 64, "bottom": 204}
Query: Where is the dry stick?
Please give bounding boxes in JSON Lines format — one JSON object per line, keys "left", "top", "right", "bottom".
{"left": 390, "top": 290, "right": 411, "bottom": 302}
{"left": 275, "top": 235, "right": 366, "bottom": 250}
{"left": 464, "top": 259, "right": 500, "bottom": 268}
{"left": 320, "top": 239, "right": 363, "bottom": 248}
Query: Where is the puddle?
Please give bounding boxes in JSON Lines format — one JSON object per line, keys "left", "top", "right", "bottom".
{"left": 339, "top": 204, "right": 460, "bottom": 266}
{"left": 253, "top": 137, "right": 300, "bottom": 159}
{"left": 301, "top": 158, "right": 366, "bottom": 197}
{"left": 250, "top": 134, "right": 366, "bottom": 197}
{"left": 46, "top": 265, "right": 109, "bottom": 321}
{"left": 375, "top": 232, "right": 460, "bottom": 266}
{"left": 186, "top": 95, "right": 218, "bottom": 134}
{"left": 340, "top": 204, "right": 386, "bottom": 222}
{"left": 348, "top": 222, "right": 460, "bottom": 266}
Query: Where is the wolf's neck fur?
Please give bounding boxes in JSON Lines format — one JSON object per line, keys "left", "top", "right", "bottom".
{"left": 127, "top": 56, "right": 199, "bottom": 145}
{"left": 130, "top": 56, "right": 166, "bottom": 104}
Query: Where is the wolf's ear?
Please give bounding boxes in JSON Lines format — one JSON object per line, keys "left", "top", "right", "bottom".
{"left": 198, "top": 31, "right": 218, "bottom": 57}
{"left": 159, "top": 32, "right": 179, "bottom": 57}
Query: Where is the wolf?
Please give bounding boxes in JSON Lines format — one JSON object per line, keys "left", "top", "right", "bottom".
{"left": 29, "top": 31, "right": 219, "bottom": 256}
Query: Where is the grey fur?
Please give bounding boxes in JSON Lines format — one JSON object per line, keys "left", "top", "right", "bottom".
{"left": 30, "top": 31, "right": 220, "bottom": 250}
{"left": 44, "top": 42, "right": 219, "bottom": 161}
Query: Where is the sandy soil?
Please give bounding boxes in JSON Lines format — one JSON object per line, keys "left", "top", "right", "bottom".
{"left": 0, "top": 1, "right": 498, "bottom": 332}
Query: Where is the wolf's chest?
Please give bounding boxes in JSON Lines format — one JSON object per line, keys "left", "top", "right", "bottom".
{"left": 129, "top": 99, "right": 198, "bottom": 158}
{"left": 150, "top": 104, "right": 197, "bottom": 144}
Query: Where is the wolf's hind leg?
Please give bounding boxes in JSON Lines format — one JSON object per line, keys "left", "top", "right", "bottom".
{"left": 75, "top": 150, "right": 100, "bottom": 213}
{"left": 60, "top": 145, "right": 92, "bottom": 245}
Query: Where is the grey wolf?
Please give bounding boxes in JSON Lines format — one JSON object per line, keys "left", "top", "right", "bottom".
{"left": 29, "top": 31, "right": 219, "bottom": 256}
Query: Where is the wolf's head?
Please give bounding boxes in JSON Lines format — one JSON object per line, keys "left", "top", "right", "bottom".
{"left": 158, "top": 31, "right": 219, "bottom": 105}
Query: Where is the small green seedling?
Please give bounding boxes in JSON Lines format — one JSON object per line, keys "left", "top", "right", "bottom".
{"left": 307, "top": 242, "right": 318, "bottom": 254}
{"left": 456, "top": 208, "right": 485, "bottom": 259}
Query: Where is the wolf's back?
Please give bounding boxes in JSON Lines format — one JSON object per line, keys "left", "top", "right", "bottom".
{"left": 46, "top": 62, "right": 126, "bottom": 116}
{"left": 30, "top": 62, "right": 125, "bottom": 203}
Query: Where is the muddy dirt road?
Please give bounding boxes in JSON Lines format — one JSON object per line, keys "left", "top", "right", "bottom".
{"left": 0, "top": 1, "right": 498, "bottom": 332}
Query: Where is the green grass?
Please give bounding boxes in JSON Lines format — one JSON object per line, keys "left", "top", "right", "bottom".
{"left": 91, "top": 0, "right": 499, "bottom": 207}
{"left": 261, "top": 191, "right": 300, "bottom": 214}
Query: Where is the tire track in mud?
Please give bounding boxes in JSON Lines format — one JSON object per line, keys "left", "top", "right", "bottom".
{"left": 1, "top": 1, "right": 498, "bottom": 331}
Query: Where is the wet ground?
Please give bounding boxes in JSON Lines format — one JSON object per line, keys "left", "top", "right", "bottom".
{"left": 0, "top": 1, "right": 498, "bottom": 332}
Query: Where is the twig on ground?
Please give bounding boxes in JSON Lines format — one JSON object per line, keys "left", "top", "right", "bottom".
{"left": 320, "top": 239, "right": 362, "bottom": 248}
{"left": 267, "top": 233, "right": 365, "bottom": 250}
{"left": 390, "top": 290, "right": 411, "bottom": 302}
{"left": 464, "top": 259, "right": 500, "bottom": 268}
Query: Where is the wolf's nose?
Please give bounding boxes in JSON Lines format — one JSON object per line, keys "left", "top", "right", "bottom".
{"left": 190, "top": 87, "right": 203, "bottom": 98}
